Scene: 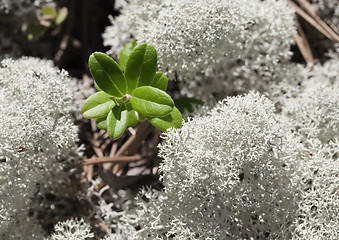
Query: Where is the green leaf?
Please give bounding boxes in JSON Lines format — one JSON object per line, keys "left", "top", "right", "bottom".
{"left": 174, "top": 97, "right": 204, "bottom": 114}
{"left": 55, "top": 7, "right": 68, "bottom": 25}
{"left": 119, "top": 40, "right": 137, "bottom": 72}
{"left": 25, "top": 23, "right": 48, "bottom": 40}
{"left": 89, "top": 52, "right": 126, "bottom": 97}
{"left": 81, "top": 91, "right": 116, "bottom": 119}
{"left": 42, "top": 5, "right": 57, "bottom": 18}
{"left": 130, "top": 86, "right": 174, "bottom": 117}
{"left": 136, "top": 112, "right": 146, "bottom": 121}
{"left": 126, "top": 102, "right": 138, "bottom": 128}
{"left": 125, "top": 43, "right": 157, "bottom": 93}
{"left": 96, "top": 117, "right": 107, "bottom": 130}
{"left": 94, "top": 81, "right": 102, "bottom": 91}
{"left": 151, "top": 72, "right": 168, "bottom": 91}
{"left": 107, "top": 103, "right": 128, "bottom": 139}
{"left": 147, "top": 107, "right": 182, "bottom": 131}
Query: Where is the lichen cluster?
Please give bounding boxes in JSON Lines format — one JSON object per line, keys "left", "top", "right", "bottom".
{"left": 0, "top": 57, "right": 78, "bottom": 239}
{"left": 103, "top": 0, "right": 296, "bottom": 100}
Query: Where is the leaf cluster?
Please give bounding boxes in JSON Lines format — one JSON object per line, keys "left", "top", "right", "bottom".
{"left": 25, "top": 5, "right": 68, "bottom": 40}
{"left": 81, "top": 42, "right": 182, "bottom": 139}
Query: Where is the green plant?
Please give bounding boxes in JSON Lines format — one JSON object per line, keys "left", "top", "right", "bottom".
{"left": 174, "top": 97, "right": 204, "bottom": 114}
{"left": 25, "top": 5, "right": 68, "bottom": 40}
{"left": 81, "top": 43, "right": 182, "bottom": 139}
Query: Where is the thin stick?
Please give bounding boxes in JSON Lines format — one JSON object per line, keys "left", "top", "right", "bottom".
{"left": 113, "top": 122, "right": 153, "bottom": 173}
{"left": 295, "top": 0, "right": 339, "bottom": 41}
{"left": 82, "top": 155, "right": 144, "bottom": 166}
{"left": 287, "top": 0, "right": 339, "bottom": 41}
{"left": 294, "top": 20, "right": 314, "bottom": 64}
{"left": 102, "top": 142, "right": 118, "bottom": 170}
{"left": 109, "top": 142, "right": 118, "bottom": 157}
{"left": 98, "top": 222, "right": 110, "bottom": 234}
{"left": 86, "top": 164, "right": 93, "bottom": 181}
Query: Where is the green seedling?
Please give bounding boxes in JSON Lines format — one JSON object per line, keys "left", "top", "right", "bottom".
{"left": 26, "top": 5, "right": 68, "bottom": 40}
{"left": 81, "top": 43, "right": 183, "bottom": 139}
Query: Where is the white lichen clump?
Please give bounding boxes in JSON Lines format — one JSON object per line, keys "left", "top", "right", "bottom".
{"left": 281, "top": 62, "right": 339, "bottom": 239}
{"left": 108, "top": 93, "right": 298, "bottom": 239}
{"left": 282, "top": 80, "right": 339, "bottom": 145}
{"left": 229, "top": 0, "right": 295, "bottom": 94}
{"left": 0, "top": 57, "right": 78, "bottom": 239}
{"left": 291, "top": 142, "right": 339, "bottom": 240}
{"left": 107, "top": 86, "right": 338, "bottom": 239}
{"left": 104, "top": 0, "right": 249, "bottom": 73}
{"left": 103, "top": 0, "right": 295, "bottom": 100}
{"left": 281, "top": 57, "right": 339, "bottom": 143}
{"left": 47, "top": 218, "right": 94, "bottom": 240}
{"left": 147, "top": 92, "right": 298, "bottom": 239}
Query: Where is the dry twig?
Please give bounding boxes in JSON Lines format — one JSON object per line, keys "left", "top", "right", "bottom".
{"left": 294, "top": 19, "right": 314, "bottom": 64}
{"left": 112, "top": 121, "right": 154, "bottom": 174}
{"left": 82, "top": 155, "right": 144, "bottom": 166}
{"left": 287, "top": 0, "right": 339, "bottom": 42}
{"left": 295, "top": 0, "right": 339, "bottom": 41}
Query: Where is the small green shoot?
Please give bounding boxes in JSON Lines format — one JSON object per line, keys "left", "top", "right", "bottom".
{"left": 82, "top": 42, "right": 183, "bottom": 139}
{"left": 26, "top": 5, "right": 68, "bottom": 40}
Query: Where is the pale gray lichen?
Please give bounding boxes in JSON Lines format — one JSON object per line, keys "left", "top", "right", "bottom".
{"left": 290, "top": 141, "right": 339, "bottom": 240}
{"left": 105, "top": 89, "right": 338, "bottom": 239}
{"left": 0, "top": 57, "right": 78, "bottom": 239}
{"left": 47, "top": 218, "right": 94, "bottom": 240}
{"left": 281, "top": 58, "right": 339, "bottom": 145}
{"left": 106, "top": 92, "right": 298, "bottom": 239}
{"left": 103, "top": 0, "right": 296, "bottom": 100}
{"left": 283, "top": 82, "right": 339, "bottom": 144}
{"left": 280, "top": 59, "right": 339, "bottom": 239}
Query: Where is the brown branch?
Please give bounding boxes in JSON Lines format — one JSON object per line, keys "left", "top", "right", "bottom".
{"left": 118, "top": 121, "right": 152, "bottom": 156}
{"left": 102, "top": 142, "right": 118, "bottom": 170}
{"left": 295, "top": 0, "right": 339, "bottom": 41}
{"left": 112, "top": 121, "right": 153, "bottom": 173}
{"left": 294, "top": 19, "right": 314, "bottom": 64}
{"left": 82, "top": 155, "right": 145, "bottom": 166}
{"left": 98, "top": 222, "right": 110, "bottom": 234}
{"left": 288, "top": 0, "right": 339, "bottom": 42}
{"left": 109, "top": 142, "right": 118, "bottom": 157}
{"left": 86, "top": 164, "right": 93, "bottom": 181}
